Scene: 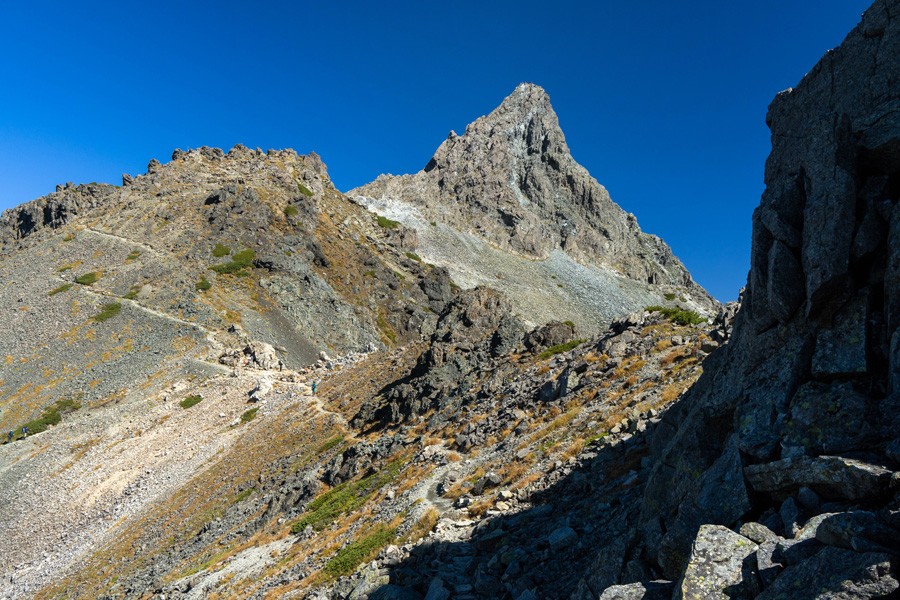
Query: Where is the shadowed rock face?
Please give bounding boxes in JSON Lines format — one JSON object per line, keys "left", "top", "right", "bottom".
{"left": 634, "top": 0, "right": 900, "bottom": 586}
{"left": 352, "top": 83, "right": 714, "bottom": 304}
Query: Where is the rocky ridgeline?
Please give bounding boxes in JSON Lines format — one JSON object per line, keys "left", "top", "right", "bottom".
{"left": 0, "top": 143, "right": 454, "bottom": 364}
{"left": 0, "top": 141, "right": 485, "bottom": 434}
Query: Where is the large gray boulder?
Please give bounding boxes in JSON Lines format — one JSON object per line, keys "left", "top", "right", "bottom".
{"left": 743, "top": 456, "right": 892, "bottom": 501}
{"left": 675, "top": 525, "right": 760, "bottom": 600}
{"left": 756, "top": 547, "right": 897, "bottom": 600}
{"left": 596, "top": 582, "right": 674, "bottom": 600}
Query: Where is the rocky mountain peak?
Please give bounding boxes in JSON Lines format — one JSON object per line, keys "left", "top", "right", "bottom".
{"left": 353, "top": 84, "right": 717, "bottom": 330}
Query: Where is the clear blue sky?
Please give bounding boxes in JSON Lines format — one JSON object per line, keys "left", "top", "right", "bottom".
{"left": 0, "top": 1, "right": 873, "bottom": 301}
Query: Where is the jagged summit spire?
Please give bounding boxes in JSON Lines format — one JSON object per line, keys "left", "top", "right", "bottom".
{"left": 352, "top": 84, "right": 715, "bottom": 310}
{"left": 458, "top": 83, "right": 564, "bottom": 152}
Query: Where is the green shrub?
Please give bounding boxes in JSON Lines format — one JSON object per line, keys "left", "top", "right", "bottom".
{"left": 317, "top": 435, "right": 344, "bottom": 454}
{"left": 663, "top": 293, "right": 676, "bottom": 301}
{"left": 210, "top": 249, "right": 256, "bottom": 275}
{"left": 429, "top": 221, "right": 437, "bottom": 227}
{"left": 92, "top": 302, "right": 121, "bottom": 322}
{"left": 126, "top": 251, "right": 141, "bottom": 261}
{"left": 376, "top": 216, "right": 399, "bottom": 229}
{"left": 241, "top": 408, "right": 258, "bottom": 423}
{"left": 7, "top": 399, "right": 81, "bottom": 441}
{"left": 585, "top": 432, "right": 609, "bottom": 445}
{"left": 323, "top": 524, "right": 397, "bottom": 577}
{"left": 56, "top": 397, "right": 82, "bottom": 412}
{"left": 297, "top": 183, "right": 314, "bottom": 197}
{"left": 196, "top": 278, "right": 212, "bottom": 291}
{"left": 234, "top": 488, "right": 255, "bottom": 503}
{"left": 405, "top": 252, "right": 421, "bottom": 262}
{"left": 284, "top": 205, "right": 299, "bottom": 217}
{"left": 563, "top": 320, "right": 575, "bottom": 329}
{"left": 377, "top": 315, "right": 397, "bottom": 344}
{"left": 123, "top": 285, "right": 141, "bottom": 300}
{"left": 644, "top": 306, "right": 705, "bottom": 326}
{"left": 180, "top": 395, "right": 203, "bottom": 409}
{"left": 48, "top": 283, "right": 73, "bottom": 296}
{"left": 363, "top": 270, "right": 376, "bottom": 278}
{"left": 291, "top": 459, "right": 404, "bottom": 533}
{"left": 75, "top": 272, "right": 100, "bottom": 285}
{"left": 62, "top": 234, "right": 74, "bottom": 242}
{"left": 212, "top": 243, "right": 231, "bottom": 258}
{"left": 538, "top": 339, "right": 587, "bottom": 359}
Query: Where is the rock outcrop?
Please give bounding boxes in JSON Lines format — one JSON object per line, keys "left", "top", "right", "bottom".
{"left": 601, "top": 0, "right": 900, "bottom": 595}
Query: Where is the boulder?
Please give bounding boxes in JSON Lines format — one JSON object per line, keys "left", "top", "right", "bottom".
{"left": 656, "top": 438, "right": 751, "bottom": 577}
{"left": 676, "top": 525, "right": 760, "bottom": 600}
{"left": 473, "top": 472, "right": 501, "bottom": 495}
{"left": 525, "top": 320, "right": 575, "bottom": 351}
{"left": 738, "top": 522, "right": 779, "bottom": 544}
{"left": 249, "top": 376, "right": 273, "bottom": 402}
{"left": 814, "top": 511, "right": 898, "bottom": 551}
{"left": 548, "top": 526, "right": 578, "bottom": 552}
{"left": 596, "top": 581, "right": 674, "bottom": 600}
{"left": 244, "top": 341, "right": 280, "bottom": 370}
{"left": 423, "top": 577, "right": 450, "bottom": 600}
{"left": 577, "top": 536, "right": 632, "bottom": 598}
{"left": 419, "top": 267, "right": 452, "bottom": 304}
{"left": 744, "top": 455, "right": 892, "bottom": 501}
{"left": 369, "top": 585, "right": 423, "bottom": 600}
{"left": 756, "top": 540, "right": 783, "bottom": 588}
{"left": 756, "top": 547, "right": 897, "bottom": 600}
{"left": 349, "top": 564, "right": 391, "bottom": 600}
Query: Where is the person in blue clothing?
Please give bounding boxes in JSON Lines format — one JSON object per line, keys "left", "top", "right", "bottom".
{"left": 311, "top": 382, "right": 317, "bottom": 395}
{"left": 21, "top": 426, "right": 28, "bottom": 438}
{"left": 7, "top": 430, "right": 12, "bottom": 442}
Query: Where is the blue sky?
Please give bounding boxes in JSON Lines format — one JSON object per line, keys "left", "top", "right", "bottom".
{"left": 0, "top": 1, "right": 873, "bottom": 301}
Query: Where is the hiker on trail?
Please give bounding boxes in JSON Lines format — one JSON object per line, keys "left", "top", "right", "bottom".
{"left": 7, "top": 431, "right": 12, "bottom": 443}
{"left": 278, "top": 359, "right": 284, "bottom": 372}
{"left": 311, "top": 382, "right": 317, "bottom": 395}
{"left": 21, "top": 426, "right": 28, "bottom": 438}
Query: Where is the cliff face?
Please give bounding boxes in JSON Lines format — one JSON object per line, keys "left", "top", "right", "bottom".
{"left": 634, "top": 0, "right": 900, "bottom": 589}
